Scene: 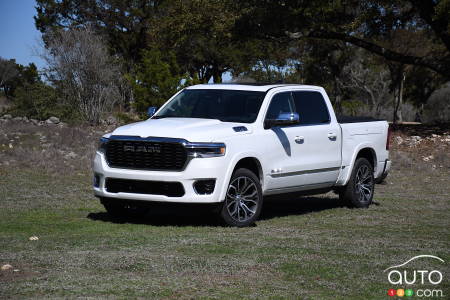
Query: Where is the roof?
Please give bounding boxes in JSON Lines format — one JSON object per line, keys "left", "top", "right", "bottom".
{"left": 186, "top": 83, "right": 322, "bottom": 92}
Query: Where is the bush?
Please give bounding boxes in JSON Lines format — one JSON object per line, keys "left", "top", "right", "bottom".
{"left": 422, "top": 82, "right": 450, "bottom": 124}
{"left": 11, "top": 82, "right": 72, "bottom": 120}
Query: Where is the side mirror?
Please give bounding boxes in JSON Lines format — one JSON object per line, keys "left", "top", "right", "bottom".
{"left": 147, "top": 106, "right": 157, "bottom": 118}
{"left": 265, "top": 112, "right": 300, "bottom": 129}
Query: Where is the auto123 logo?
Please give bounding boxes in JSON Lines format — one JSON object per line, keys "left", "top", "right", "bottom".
{"left": 384, "top": 255, "right": 445, "bottom": 298}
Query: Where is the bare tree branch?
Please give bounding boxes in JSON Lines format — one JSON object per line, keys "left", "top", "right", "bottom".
{"left": 40, "top": 26, "right": 126, "bottom": 124}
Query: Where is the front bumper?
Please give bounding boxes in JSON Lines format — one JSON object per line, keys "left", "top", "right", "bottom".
{"left": 93, "top": 151, "right": 227, "bottom": 203}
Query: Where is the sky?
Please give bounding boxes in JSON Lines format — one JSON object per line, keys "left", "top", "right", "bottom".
{"left": 0, "top": 0, "right": 46, "bottom": 69}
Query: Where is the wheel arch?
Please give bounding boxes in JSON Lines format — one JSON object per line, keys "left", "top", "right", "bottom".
{"left": 232, "top": 157, "right": 263, "bottom": 185}
{"left": 218, "top": 154, "right": 264, "bottom": 202}
{"left": 356, "top": 147, "right": 377, "bottom": 169}
{"left": 337, "top": 145, "right": 378, "bottom": 186}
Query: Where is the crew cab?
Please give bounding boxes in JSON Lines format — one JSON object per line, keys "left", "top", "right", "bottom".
{"left": 93, "top": 84, "right": 391, "bottom": 226}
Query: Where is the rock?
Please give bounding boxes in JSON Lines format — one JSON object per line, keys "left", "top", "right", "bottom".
{"left": 48, "top": 116, "right": 60, "bottom": 124}
{"left": 45, "top": 119, "right": 55, "bottom": 125}
{"left": 29, "top": 236, "right": 39, "bottom": 241}
{"left": 395, "top": 136, "right": 403, "bottom": 145}
{"left": 422, "top": 155, "right": 434, "bottom": 162}
{"left": 13, "top": 117, "right": 22, "bottom": 121}
{"left": 30, "top": 119, "right": 39, "bottom": 125}
{"left": 1, "top": 264, "right": 13, "bottom": 271}
{"left": 106, "top": 116, "right": 117, "bottom": 125}
{"left": 65, "top": 151, "right": 77, "bottom": 159}
{"left": 3, "top": 114, "right": 12, "bottom": 119}
{"left": 23, "top": 116, "right": 29, "bottom": 122}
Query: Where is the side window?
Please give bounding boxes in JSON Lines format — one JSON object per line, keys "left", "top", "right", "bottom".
{"left": 292, "top": 91, "right": 330, "bottom": 125}
{"left": 265, "top": 92, "right": 294, "bottom": 120}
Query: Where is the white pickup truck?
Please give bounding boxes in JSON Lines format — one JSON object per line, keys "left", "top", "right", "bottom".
{"left": 93, "top": 84, "right": 391, "bottom": 226}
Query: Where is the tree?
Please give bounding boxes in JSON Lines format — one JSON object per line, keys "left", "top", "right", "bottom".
{"left": 41, "top": 26, "right": 125, "bottom": 124}
{"left": 35, "top": 0, "right": 164, "bottom": 70}
{"left": 338, "top": 51, "right": 392, "bottom": 117}
{"left": 236, "top": 0, "right": 450, "bottom": 77}
{"left": 152, "top": 0, "right": 248, "bottom": 83}
{"left": 0, "top": 58, "right": 19, "bottom": 97}
{"left": 129, "top": 48, "right": 190, "bottom": 113}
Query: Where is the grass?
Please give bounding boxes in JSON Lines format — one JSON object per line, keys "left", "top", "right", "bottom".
{"left": 0, "top": 122, "right": 449, "bottom": 299}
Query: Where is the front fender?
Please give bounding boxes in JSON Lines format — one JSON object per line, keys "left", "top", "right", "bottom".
{"left": 217, "top": 151, "right": 265, "bottom": 202}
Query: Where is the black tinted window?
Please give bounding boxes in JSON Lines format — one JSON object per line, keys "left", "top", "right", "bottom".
{"left": 292, "top": 91, "right": 330, "bottom": 124}
{"left": 266, "top": 92, "right": 293, "bottom": 119}
{"left": 155, "top": 89, "right": 265, "bottom": 123}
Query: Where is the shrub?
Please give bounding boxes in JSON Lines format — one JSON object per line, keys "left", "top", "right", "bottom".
{"left": 422, "top": 83, "right": 450, "bottom": 124}
{"left": 10, "top": 82, "right": 72, "bottom": 120}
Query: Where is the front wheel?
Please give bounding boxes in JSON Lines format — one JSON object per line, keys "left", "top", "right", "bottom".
{"left": 339, "top": 158, "right": 375, "bottom": 208}
{"left": 219, "top": 168, "right": 263, "bottom": 227}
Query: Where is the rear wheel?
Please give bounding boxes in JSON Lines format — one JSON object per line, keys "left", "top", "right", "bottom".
{"left": 339, "top": 158, "right": 375, "bottom": 208}
{"left": 219, "top": 168, "right": 263, "bottom": 227}
{"left": 101, "top": 197, "right": 149, "bottom": 219}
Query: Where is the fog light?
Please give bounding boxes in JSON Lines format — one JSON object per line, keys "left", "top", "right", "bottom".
{"left": 93, "top": 174, "right": 100, "bottom": 187}
{"left": 193, "top": 179, "right": 216, "bottom": 195}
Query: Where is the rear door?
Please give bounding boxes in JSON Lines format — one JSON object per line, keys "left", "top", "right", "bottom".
{"left": 290, "top": 90, "right": 341, "bottom": 186}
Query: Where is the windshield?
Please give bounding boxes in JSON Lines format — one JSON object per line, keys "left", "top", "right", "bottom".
{"left": 153, "top": 89, "right": 266, "bottom": 123}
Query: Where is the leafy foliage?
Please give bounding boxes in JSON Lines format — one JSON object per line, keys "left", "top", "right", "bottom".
{"left": 236, "top": 0, "right": 450, "bottom": 77}
{"left": 129, "top": 49, "right": 191, "bottom": 114}
{"left": 0, "top": 58, "right": 20, "bottom": 98}
{"left": 11, "top": 82, "right": 70, "bottom": 120}
{"left": 35, "top": 0, "right": 163, "bottom": 70}
{"left": 24, "top": 0, "right": 450, "bottom": 122}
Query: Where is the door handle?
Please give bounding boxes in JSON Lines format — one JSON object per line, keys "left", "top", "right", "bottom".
{"left": 327, "top": 133, "right": 337, "bottom": 140}
{"left": 295, "top": 136, "right": 304, "bottom": 144}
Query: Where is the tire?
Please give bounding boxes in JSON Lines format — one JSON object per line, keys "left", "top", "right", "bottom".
{"left": 100, "top": 197, "right": 149, "bottom": 219}
{"left": 219, "top": 168, "right": 263, "bottom": 227}
{"left": 339, "top": 158, "right": 375, "bottom": 208}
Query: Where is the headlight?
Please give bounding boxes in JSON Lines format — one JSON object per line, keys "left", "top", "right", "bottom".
{"left": 97, "top": 137, "right": 109, "bottom": 154}
{"left": 185, "top": 143, "right": 226, "bottom": 158}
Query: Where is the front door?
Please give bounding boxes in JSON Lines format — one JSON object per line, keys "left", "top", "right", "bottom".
{"left": 263, "top": 90, "right": 341, "bottom": 193}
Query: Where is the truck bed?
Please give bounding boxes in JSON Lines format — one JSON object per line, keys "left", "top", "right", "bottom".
{"left": 336, "top": 115, "right": 384, "bottom": 124}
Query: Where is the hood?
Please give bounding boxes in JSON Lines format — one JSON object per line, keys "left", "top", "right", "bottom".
{"left": 111, "top": 118, "right": 252, "bottom": 142}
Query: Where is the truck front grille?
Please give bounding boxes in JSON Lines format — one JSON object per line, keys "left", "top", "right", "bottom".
{"left": 105, "top": 140, "right": 187, "bottom": 171}
{"left": 105, "top": 178, "right": 185, "bottom": 197}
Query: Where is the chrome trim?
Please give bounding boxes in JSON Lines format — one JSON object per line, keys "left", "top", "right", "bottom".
{"left": 98, "top": 137, "right": 109, "bottom": 154}
{"left": 269, "top": 167, "right": 340, "bottom": 178}
{"left": 264, "top": 182, "right": 335, "bottom": 195}
{"left": 184, "top": 142, "right": 226, "bottom": 149}
{"left": 109, "top": 135, "right": 188, "bottom": 144}
{"left": 105, "top": 136, "right": 225, "bottom": 171}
